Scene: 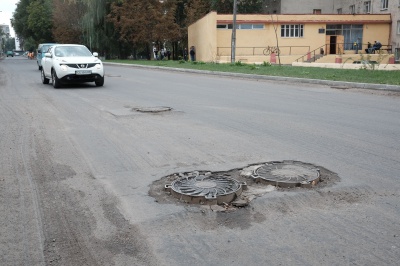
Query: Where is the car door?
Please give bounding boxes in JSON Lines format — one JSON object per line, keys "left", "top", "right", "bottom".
{"left": 42, "top": 47, "right": 53, "bottom": 77}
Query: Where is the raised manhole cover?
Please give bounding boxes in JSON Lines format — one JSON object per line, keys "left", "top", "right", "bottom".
{"left": 165, "top": 172, "right": 246, "bottom": 205}
{"left": 251, "top": 161, "right": 320, "bottom": 188}
{"left": 132, "top": 106, "right": 172, "bottom": 113}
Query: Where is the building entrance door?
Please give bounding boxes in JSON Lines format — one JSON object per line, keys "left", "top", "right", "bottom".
{"left": 329, "top": 36, "right": 337, "bottom": 54}
{"left": 326, "top": 35, "right": 344, "bottom": 54}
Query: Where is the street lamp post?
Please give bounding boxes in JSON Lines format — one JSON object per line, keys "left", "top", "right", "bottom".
{"left": 231, "top": 0, "right": 237, "bottom": 63}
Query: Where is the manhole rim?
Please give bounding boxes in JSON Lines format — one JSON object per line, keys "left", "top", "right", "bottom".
{"left": 251, "top": 161, "right": 320, "bottom": 188}
{"left": 165, "top": 175, "right": 246, "bottom": 205}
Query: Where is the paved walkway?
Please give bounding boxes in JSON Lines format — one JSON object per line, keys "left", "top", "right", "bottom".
{"left": 104, "top": 62, "right": 400, "bottom": 92}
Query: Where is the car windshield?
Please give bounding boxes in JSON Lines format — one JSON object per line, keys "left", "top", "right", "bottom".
{"left": 41, "top": 45, "right": 53, "bottom": 53}
{"left": 54, "top": 46, "right": 92, "bottom": 57}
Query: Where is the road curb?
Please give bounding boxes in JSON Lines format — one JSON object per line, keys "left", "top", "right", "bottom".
{"left": 104, "top": 62, "right": 400, "bottom": 92}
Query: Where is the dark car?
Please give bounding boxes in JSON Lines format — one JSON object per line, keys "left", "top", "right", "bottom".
{"left": 6, "top": 51, "right": 14, "bottom": 57}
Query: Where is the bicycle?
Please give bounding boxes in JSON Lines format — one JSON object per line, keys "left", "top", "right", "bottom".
{"left": 263, "top": 46, "right": 280, "bottom": 55}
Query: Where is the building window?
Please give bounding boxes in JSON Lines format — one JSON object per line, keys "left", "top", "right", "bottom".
{"left": 281, "top": 25, "right": 304, "bottom": 37}
{"left": 381, "top": 0, "right": 389, "bottom": 9}
{"left": 350, "top": 5, "right": 356, "bottom": 14}
{"left": 337, "top": 8, "right": 343, "bottom": 14}
{"left": 397, "top": 21, "right": 400, "bottom": 34}
{"left": 364, "top": 1, "right": 371, "bottom": 13}
{"left": 326, "top": 24, "right": 364, "bottom": 50}
{"left": 238, "top": 24, "right": 264, "bottom": 29}
{"left": 216, "top": 24, "right": 264, "bottom": 30}
{"left": 313, "top": 9, "right": 321, "bottom": 14}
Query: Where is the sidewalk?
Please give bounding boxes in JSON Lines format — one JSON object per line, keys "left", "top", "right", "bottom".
{"left": 104, "top": 62, "right": 400, "bottom": 92}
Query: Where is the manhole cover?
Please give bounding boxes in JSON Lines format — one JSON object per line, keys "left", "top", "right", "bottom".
{"left": 132, "top": 106, "right": 172, "bottom": 113}
{"left": 165, "top": 172, "right": 246, "bottom": 205}
{"left": 251, "top": 161, "right": 320, "bottom": 188}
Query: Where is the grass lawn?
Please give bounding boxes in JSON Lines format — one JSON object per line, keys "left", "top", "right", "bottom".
{"left": 105, "top": 59, "right": 400, "bottom": 86}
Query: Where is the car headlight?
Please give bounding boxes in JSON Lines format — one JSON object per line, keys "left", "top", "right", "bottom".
{"left": 95, "top": 64, "right": 102, "bottom": 70}
{"left": 60, "top": 65, "right": 68, "bottom": 71}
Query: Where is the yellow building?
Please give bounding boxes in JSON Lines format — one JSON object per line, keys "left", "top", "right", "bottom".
{"left": 188, "top": 12, "right": 392, "bottom": 64}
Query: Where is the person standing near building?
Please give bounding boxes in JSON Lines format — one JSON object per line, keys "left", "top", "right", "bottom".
{"left": 183, "top": 48, "right": 188, "bottom": 61}
{"left": 189, "top": 46, "right": 195, "bottom": 61}
{"left": 365, "top": 42, "right": 372, "bottom": 54}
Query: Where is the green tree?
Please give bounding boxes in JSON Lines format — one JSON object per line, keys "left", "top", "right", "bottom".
{"left": 11, "top": 0, "right": 33, "bottom": 48}
{"left": 12, "top": 0, "right": 54, "bottom": 46}
{"left": 210, "top": 0, "right": 262, "bottom": 13}
{"left": 80, "top": 0, "right": 120, "bottom": 56}
{"left": 27, "top": 0, "right": 54, "bottom": 43}
{"left": 5, "top": 38, "right": 16, "bottom": 51}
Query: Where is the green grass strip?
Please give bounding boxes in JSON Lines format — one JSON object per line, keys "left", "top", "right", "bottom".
{"left": 106, "top": 60, "right": 400, "bottom": 86}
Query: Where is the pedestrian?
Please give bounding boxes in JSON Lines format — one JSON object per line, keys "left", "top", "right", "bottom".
{"left": 369, "top": 41, "right": 382, "bottom": 54}
{"left": 183, "top": 48, "right": 188, "bottom": 61}
{"left": 153, "top": 46, "right": 158, "bottom": 60}
{"left": 166, "top": 49, "right": 171, "bottom": 60}
{"left": 160, "top": 48, "right": 165, "bottom": 60}
{"left": 189, "top": 46, "right": 195, "bottom": 61}
{"left": 365, "top": 42, "right": 371, "bottom": 54}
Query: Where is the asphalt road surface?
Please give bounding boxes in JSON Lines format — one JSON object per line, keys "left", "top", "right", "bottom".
{"left": 1, "top": 56, "right": 399, "bottom": 266}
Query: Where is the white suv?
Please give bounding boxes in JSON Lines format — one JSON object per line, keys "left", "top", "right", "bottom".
{"left": 41, "top": 44, "right": 104, "bottom": 88}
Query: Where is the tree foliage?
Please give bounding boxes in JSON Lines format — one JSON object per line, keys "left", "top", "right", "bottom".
{"left": 210, "top": 0, "right": 263, "bottom": 14}
{"left": 108, "top": 0, "right": 181, "bottom": 58}
{"left": 52, "top": 0, "right": 86, "bottom": 43}
{"left": 11, "top": 0, "right": 54, "bottom": 47}
{"left": 27, "top": 0, "right": 54, "bottom": 43}
{"left": 11, "top": 0, "right": 263, "bottom": 57}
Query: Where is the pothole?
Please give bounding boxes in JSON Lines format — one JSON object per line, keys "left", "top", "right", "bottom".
{"left": 164, "top": 171, "right": 246, "bottom": 205}
{"left": 132, "top": 106, "right": 172, "bottom": 113}
{"left": 150, "top": 161, "right": 339, "bottom": 210}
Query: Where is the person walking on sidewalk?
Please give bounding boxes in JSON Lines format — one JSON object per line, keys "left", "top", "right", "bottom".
{"left": 189, "top": 46, "right": 195, "bottom": 62}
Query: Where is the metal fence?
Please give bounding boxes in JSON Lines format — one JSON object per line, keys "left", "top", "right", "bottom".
{"left": 217, "top": 46, "right": 310, "bottom": 56}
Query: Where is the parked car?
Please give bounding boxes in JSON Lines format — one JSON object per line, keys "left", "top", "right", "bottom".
{"left": 37, "top": 43, "right": 56, "bottom": 70}
{"left": 41, "top": 44, "right": 105, "bottom": 88}
{"left": 13, "top": 50, "right": 24, "bottom": 56}
{"left": 6, "top": 51, "right": 13, "bottom": 57}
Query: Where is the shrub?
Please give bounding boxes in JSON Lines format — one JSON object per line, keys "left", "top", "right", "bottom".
{"left": 235, "top": 61, "right": 245, "bottom": 66}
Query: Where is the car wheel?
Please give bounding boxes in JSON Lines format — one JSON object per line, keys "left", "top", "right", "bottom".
{"left": 95, "top": 76, "right": 104, "bottom": 87}
{"left": 52, "top": 70, "right": 61, "bottom": 88}
{"left": 41, "top": 69, "right": 49, "bottom": 84}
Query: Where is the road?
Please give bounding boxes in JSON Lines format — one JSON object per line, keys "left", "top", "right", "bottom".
{"left": 1, "top": 56, "right": 399, "bottom": 266}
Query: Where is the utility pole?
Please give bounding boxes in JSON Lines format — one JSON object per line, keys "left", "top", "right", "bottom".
{"left": 231, "top": 0, "right": 237, "bottom": 63}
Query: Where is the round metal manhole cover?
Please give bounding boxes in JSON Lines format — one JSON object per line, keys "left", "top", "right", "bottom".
{"left": 165, "top": 173, "right": 246, "bottom": 205}
{"left": 252, "top": 161, "right": 320, "bottom": 188}
{"left": 132, "top": 106, "right": 172, "bottom": 113}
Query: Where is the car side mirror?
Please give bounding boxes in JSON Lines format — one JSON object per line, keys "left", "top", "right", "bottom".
{"left": 44, "top": 52, "right": 52, "bottom": 58}
{"left": 93, "top": 52, "right": 98, "bottom": 57}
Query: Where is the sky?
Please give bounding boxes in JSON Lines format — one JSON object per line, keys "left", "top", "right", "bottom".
{"left": 0, "top": 0, "right": 19, "bottom": 37}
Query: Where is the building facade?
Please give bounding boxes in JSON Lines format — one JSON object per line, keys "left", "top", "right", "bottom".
{"left": 188, "top": 12, "right": 392, "bottom": 63}
{"left": 0, "top": 24, "right": 11, "bottom": 55}
{"left": 261, "top": 0, "right": 399, "bottom": 60}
